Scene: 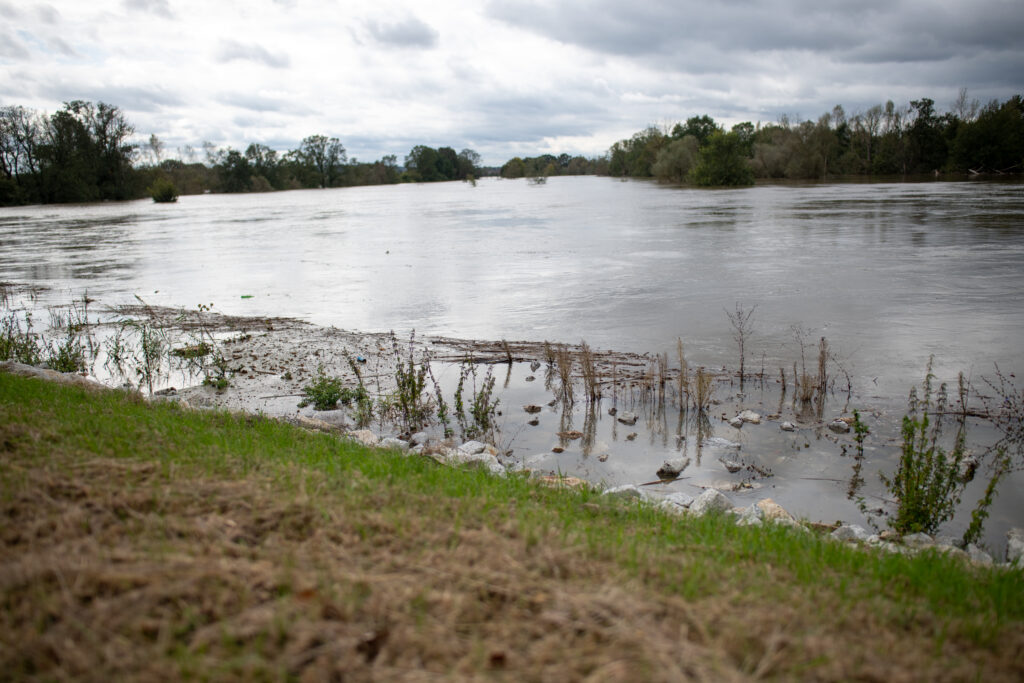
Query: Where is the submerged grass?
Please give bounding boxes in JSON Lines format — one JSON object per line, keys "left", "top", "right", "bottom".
{"left": 2, "top": 372, "right": 1023, "bottom": 680}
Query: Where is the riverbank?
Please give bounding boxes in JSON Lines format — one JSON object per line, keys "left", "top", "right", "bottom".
{"left": 3, "top": 371, "right": 1023, "bottom": 680}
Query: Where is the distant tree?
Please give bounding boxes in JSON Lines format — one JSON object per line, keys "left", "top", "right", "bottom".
{"left": 500, "top": 156, "right": 525, "bottom": 178}
{"left": 298, "top": 135, "right": 346, "bottom": 187}
{"left": 245, "top": 143, "right": 280, "bottom": 188}
{"left": 689, "top": 131, "right": 755, "bottom": 186}
{"left": 652, "top": 135, "right": 699, "bottom": 183}
{"left": 672, "top": 115, "right": 721, "bottom": 147}
{"left": 404, "top": 145, "right": 442, "bottom": 181}
{"left": 457, "top": 148, "right": 481, "bottom": 179}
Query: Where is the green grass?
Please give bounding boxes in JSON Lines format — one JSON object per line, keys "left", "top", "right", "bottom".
{"left": 2, "top": 371, "right": 1023, "bottom": 679}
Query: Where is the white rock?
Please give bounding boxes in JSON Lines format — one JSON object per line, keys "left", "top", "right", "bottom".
{"left": 737, "top": 410, "right": 762, "bottom": 424}
{"left": 755, "top": 498, "right": 794, "bottom": 523}
{"left": 379, "top": 437, "right": 409, "bottom": 451}
{"left": 458, "top": 440, "right": 488, "bottom": 456}
{"left": 728, "top": 417, "right": 744, "bottom": 428}
{"left": 902, "top": 532, "right": 935, "bottom": 548}
{"left": 828, "top": 420, "right": 851, "bottom": 434}
{"left": 408, "top": 431, "right": 429, "bottom": 446}
{"left": 657, "top": 457, "right": 690, "bottom": 479}
{"left": 780, "top": 421, "right": 797, "bottom": 432}
{"left": 603, "top": 484, "right": 645, "bottom": 500}
{"left": 966, "top": 543, "right": 994, "bottom": 566}
{"left": 1006, "top": 528, "right": 1024, "bottom": 564}
{"left": 736, "top": 503, "right": 764, "bottom": 527}
{"left": 346, "top": 429, "right": 379, "bottom": 446}
{"left": 832, "top": 524, "right": 871, "bottom": 542}
{"left": 662, "top": 491, "right": 694, "bottom": 509}
{"left": 443, "top": 447, "right": 505, "bottom": 476}
{"left": 617, "top": 411, "right": 638, "bottom": 426}
{"left": 689, "top": 489, "right": 734, "bottom": 516}
{"left": 720, "top": 458, "right": 742, "bottom": 473}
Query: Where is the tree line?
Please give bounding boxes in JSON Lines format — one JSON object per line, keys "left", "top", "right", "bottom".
{"left": 595, "top": 93, "right": 1024, "bottom": 186}
{"left": 0, "top": 100, "right": 483, "bottom": 206}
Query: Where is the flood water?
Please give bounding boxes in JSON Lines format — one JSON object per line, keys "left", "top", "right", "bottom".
{"left": 2, "top": 176, "right": 1023, "bottom": 550}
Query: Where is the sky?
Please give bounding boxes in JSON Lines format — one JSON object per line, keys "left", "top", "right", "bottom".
{"left": 2, "top": 0, "right": 1022, "bottom": 166}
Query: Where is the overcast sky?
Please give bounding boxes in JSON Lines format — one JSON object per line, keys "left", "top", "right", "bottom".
{"left": 2, "top": 0, "right": 1022, "bottom": 166}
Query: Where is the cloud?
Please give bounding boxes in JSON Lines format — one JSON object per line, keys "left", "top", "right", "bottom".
{"left": 220, "top": 92, "right": 313, "bottom": 115}
{"left": 123, "top": 0, "right": 173, "bottom": 19}
{"left": 365, "top": 15, "right": 439, "bottom": 49}
{"left": 36, "top": 82, "right": 182, "bottom": 112}
{"left": 215, "top": 39, "right": 291, "bottom": 69}
{"left": 35, "top": 4, "right": 61, "bottom": 24}
{"left": 0, "top": 30, "right": 30, "bottom": 60}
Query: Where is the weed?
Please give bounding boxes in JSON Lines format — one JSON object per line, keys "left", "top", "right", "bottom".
{"left": 390, "top": 332, "right": 431, "bottom": 432}
{"left": 879, "top": 360, "right": 967, "bottom": 536}
{"left": 553, "top": 344, "right": 574, "bottom": 406}
{"left": 579, "top": 341, "right": 599, "bottom": 403}
{"left": 726, "top": 302, "right": 756, "bottom": 387}
{"left": 452, "top": 360, "right": 500, "bottom": 441}
{"left": 691, "top": 367, "right": 714, "bottom": 413}
{"left": 0, "top": 310, "right": 43, "bottom": 365}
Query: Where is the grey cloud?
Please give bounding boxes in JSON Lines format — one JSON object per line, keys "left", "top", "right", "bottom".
{"left": 0, "top": 30, "right": 30, "bottom": 60}
{"left": 46, "top": 35, "right": 77, "bottom": 57}
{"left": 37, "top": 82, "right": 182, "bottom": 111}
{"left": 365, "top": 15, "right": 439, "bottom": 49}
{"left": 35, "top": 4, "right": 60, "bottom": 24}
{"left": 123, "top": 0, "right": 174, "bottom": 19}
{"left": 0, "top": 2, "right": 20, "bottom": 19}
{"left": 216, "top": 40, "right": 291, "bottom": 69}
{"left": 220, "top": 92, "right": 313, "bottom": 115}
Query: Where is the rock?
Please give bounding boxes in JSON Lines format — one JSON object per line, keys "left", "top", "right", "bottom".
{"left": 689, "top": 489, "right": 733, "bottom": 516}
{"left": 828, "top": 420, "right": 851, "bottom": 434}
{"left": 442, "top": 447, "right": 505, "bottom": 476}
{"left": 379, "top": 437, "right": 409, "bottom": 451}
{"left": 597, "top": 454, "right": 609, "bottom": 462}
{"left": 530, "top": 360, "right": 541, "bottom": 372}
{"left": 728, "top": 417, "right": 744, "bottom": 428}
{"left": 523, "top": 404, "right": 543, "bottom": 414}
{"left": 959, "top": 454, "right": 980, "bottom": 483}
{"left": 296, "top": 415, "right": 340, "bottom": 433}
{"left": 626, "top": 432, "right": 637, "bottom": 441}
{"left": 755, "top": 498, "right": 794, "bottom": 523}
{"left": 602, "top": 484, "right": 645, "bottom": 501}
{"left": 527, "top": 418, "right": 539, "bottom": 426}
{"left": 525, "top": 375, "right": 536, "bottom": 382}
{"left": 736, "top": 503, "right": 764, "bottom": 527}
{"left": 902, "top": 532, "right": 935, "bottom": 549}
{"left": 551, "top": 446, "right": 564, "bottom": 453}
{"left": 737, "top": 410, "right": 762, "bottom": 424}
{"left": 1006, "top": 528, "right": 1024, "bottom": 564}
{"left": 617, "top": 411, "right": 638, "bottom": 426}
{"left": 608, "top": 407, "right": 618, "bottom": 416}
{"left": 346, "top": 429, "right": 379, "bottom": 446}
{"left": 656, "top": 457, "right": 690, "bottom": 479}
{"left": 831, "top": 524, "right": 871, "bottom": 542}
{"left": 557, "top": 430, "right": 583, "bottom": 440}
{"left": 408, "top": 431, "right": 429, "bottom": 446}
{"left": 720, "top": 458, "right": 742, "bottom": 473}
{"left": 662, "top": 491, "right": 694, "bottom": 509}
{"left": 780, "top": 421, "right": 797, "bottom": 432}
{"left": 458, "top": 440, "right": 488, "bottom": 455}
{"left": 702, "top": 437, "right": 741, "bottom": 450}
{"left": 966, "top": 543, "right": 994, "bottom": 566}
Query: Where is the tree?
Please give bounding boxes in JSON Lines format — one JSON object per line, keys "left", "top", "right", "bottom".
{"left": 404, "top": 145, "right": 442, "bottom": 181}
{"left": 298, "top": 135, "right": 346, "bottom": 188}
{"left": 689, "top": 131, "right": 755, "bottom": 186}
{"left": 672, "top": 115, "right": 721, "bottom": 147}
{"left": 457, "top": 148, "right": 481, "bottom": 179}
{"left": 651, "top": 136, "right": 699, "bottom": 183}
{"left": 245, "top": 143, "right": 280, "bottom": 189}
{"left": 216, "top": 148, "right": 252, "bottom": 193}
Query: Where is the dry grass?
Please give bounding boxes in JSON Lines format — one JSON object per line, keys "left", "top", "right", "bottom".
{"left": 2, "top": 373, "right": 1023, "bottom": 682}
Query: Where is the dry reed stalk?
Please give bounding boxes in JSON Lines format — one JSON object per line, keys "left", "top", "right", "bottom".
{"left": 579, "top": 341, "right": 599, "bottom": 403}
{"left": 501, "top": 339, "right": 513, "bottom": 364}
{"left": 799, "top": 373, "right": 816, "bottom": 403}
{"left": 554, "top": 344, "right": 575, "bottom": 405}
{"left": 693, "top": 367, "right": 713, "bottom": 412}
{"left": 816, "top": 337, "right": 829, "bottom": 396}
{"left": 779, "top": 367, "right": 787, "bottom": 393}
{"left": 676, "top": 338, "right": 688, "bottom": 406}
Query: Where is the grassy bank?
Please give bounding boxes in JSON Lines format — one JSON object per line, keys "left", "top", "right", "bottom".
{"left": 1, "top": 372, "right": 1022, "bottom": 681}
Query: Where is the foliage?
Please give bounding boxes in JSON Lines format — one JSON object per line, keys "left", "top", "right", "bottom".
{"left": 453, "top": 362, "right": 500, "bottom": 441}
{"left": 651, "top": 136, "right": 699, "bottom": 183}
{"left": 299, "top": 367, "right": 367, "bottom": 411}
{"left": 879, "top": 361, "right": 966, "bottom": 536}
{"left": 390, "top": 332, "right": 431, "bottom": 431}
{"left": 148, "top": 176, "right": 178, "bottom": 203}
{"left": 689, "top": 131, "right": 756, "bottom": 186}
{"left": 0, "top": 311, "right": 43, "bottom": 365}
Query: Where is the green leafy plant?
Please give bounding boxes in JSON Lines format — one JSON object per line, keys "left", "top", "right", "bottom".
{"left": 299, "top": 369, "right": 346, "bottom": 410}
{"left": 391, "top": 332, "right": 431, "bottom": 431}
{"left": 0, "top": 310, "right": 43, "bottom": 365}
{"left": 148, "top": 177, "right": 179, "bottom": 203}
{"left": 879, "top": 360, "right": 966, "bottom": 536}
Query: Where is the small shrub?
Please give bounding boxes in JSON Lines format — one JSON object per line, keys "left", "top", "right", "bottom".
{"left": 299, "top": 371, "right": 346, "bottom": 411}
{"left": 880, "top": 360, "right": 966, "bottom": 536}
{"left": 149, "top": 177, "right": 179, "bottom": 203}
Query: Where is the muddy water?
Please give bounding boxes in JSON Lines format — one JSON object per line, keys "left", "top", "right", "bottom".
{"left": 2, "top": 176, "right": 1023, "bottom": 551}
